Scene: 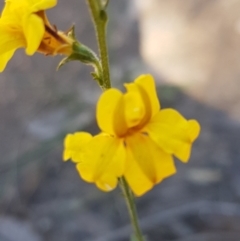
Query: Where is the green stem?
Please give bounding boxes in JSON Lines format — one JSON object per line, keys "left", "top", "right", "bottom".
{"left": 120, "top": 177, "right": 145, "bottom": 241}
{"left": 86, "top": 0, "right": 111, "bottom": 89}
{"left": 86, "top": 2, "right": 144, "bottom": 240}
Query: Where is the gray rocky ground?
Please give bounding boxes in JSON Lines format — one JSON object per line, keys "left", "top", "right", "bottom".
{"left": 1, "top": 0, "right": 240, "bottom": 240}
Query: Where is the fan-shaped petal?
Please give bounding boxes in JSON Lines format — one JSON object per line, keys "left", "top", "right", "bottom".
{"left": 76, "top": 134, "right": 126, "bottom": 191}
{"left": 63, "top": 132, "right": 92, "bottom": 162}
{"left": 124, "top": 133, "right": 176, "bottom": 196}
{"left": 144, "top": 108, "right": 200, "bottom": 162}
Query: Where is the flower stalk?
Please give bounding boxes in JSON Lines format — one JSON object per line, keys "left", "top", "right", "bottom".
{"left": 86, "top": 0, "right": 111, "bottom": 89}
{"left": 120, "top": 177, "right": 145, "bottom": 241}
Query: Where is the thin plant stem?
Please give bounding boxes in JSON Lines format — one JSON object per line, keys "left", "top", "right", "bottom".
{"left": 120, "top": 177, "right": 145, "bottom": 241}
{"left": 86, "top": 0, "right": 111, "bottom": 89}
{"left": 86, "top": 2, "right": 144, "bottom": 240}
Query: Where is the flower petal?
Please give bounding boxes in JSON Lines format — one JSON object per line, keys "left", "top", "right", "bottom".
{"left": 30, "top": 0, "right": 57, "bottom": 12}
{"left": 123, "top": 89, "right": 145, "bottom": 128}
{"left": 76, "top": 134, "right": 126, "bottom": 191}
{"left": 23, "top": 13, "right": 44, "bottom": 55}
{"left": 96, "top": 174, "right": 118, "bottom": 192}
{"left": 0, "top": 50, "right": 16, "bottom": 72}
{"left": 97, "top": 88, "right": 128, "bottom": 136}
{"left": 124, "top": 148, "right": 153, "bottom": 196}
{"left": 125, "top": 133, "right": 176, "bottom": 196}
{"left": 144, "top": 108, "right": 200, "bottom": 162}
{"left": 0, "top": 25, "right": 24, "bottom": 55}
{"left": 124, "top": 74, "right": 160, "bottom": 129}
{"left": 134, "top": 74, "right": 160, "bottom": 117}
{"left": 63, "top": 132, "right": 92, "bottom": 162}
{"left": 1, "top": 1, "right": 11, "bottom": 17}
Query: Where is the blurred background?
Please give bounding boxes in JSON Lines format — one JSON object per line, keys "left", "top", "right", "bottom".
{"left": 1, "top": 0, "right": 240, "bottom": 240}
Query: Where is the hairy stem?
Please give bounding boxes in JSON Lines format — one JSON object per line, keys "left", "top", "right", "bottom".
{"left": 120, "top": 177, "right": 145, "bottom": 241}
{"left": 86, "top": 0, "right": 111, "bottom": 89}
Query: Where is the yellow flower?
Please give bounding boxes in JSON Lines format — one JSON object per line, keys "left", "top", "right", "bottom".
{"left": 63, "top": 75, "right": 200, "bottom": 196}
{"left": 0, "top": 0, "right": 73, "bottom": 71}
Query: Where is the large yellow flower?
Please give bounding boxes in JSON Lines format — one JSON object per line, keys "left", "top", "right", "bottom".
{"left": 0, "top": 0, "right": 73, "bottom": 71}
{"left": 64, "top": 75, "right": 200, "bottom": 196}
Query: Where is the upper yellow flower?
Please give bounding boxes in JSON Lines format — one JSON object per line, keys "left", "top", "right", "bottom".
{"left": 64, "top": 75, "right": 200, "bottom": 196}
{"left": 0, "top": 0, "right": 73, "bottom": 71}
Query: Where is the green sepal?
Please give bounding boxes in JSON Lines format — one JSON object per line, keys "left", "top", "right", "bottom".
{"left": 57, "top": 41, "right": 103, "bottom": 86}
{"left": 72, "top": 42, "right": 99, "bottom": 65}
{"left": 57, "top": 56, "right": 73, "bottom": 70}
{"left": 57, "top": 42, "right": 100, "bottom": 69}
{"left": 91, "top": 72, "right": 100, "bottom": 81}
{"left": 67, "top": 25, "right": 76, "bottom": 39}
